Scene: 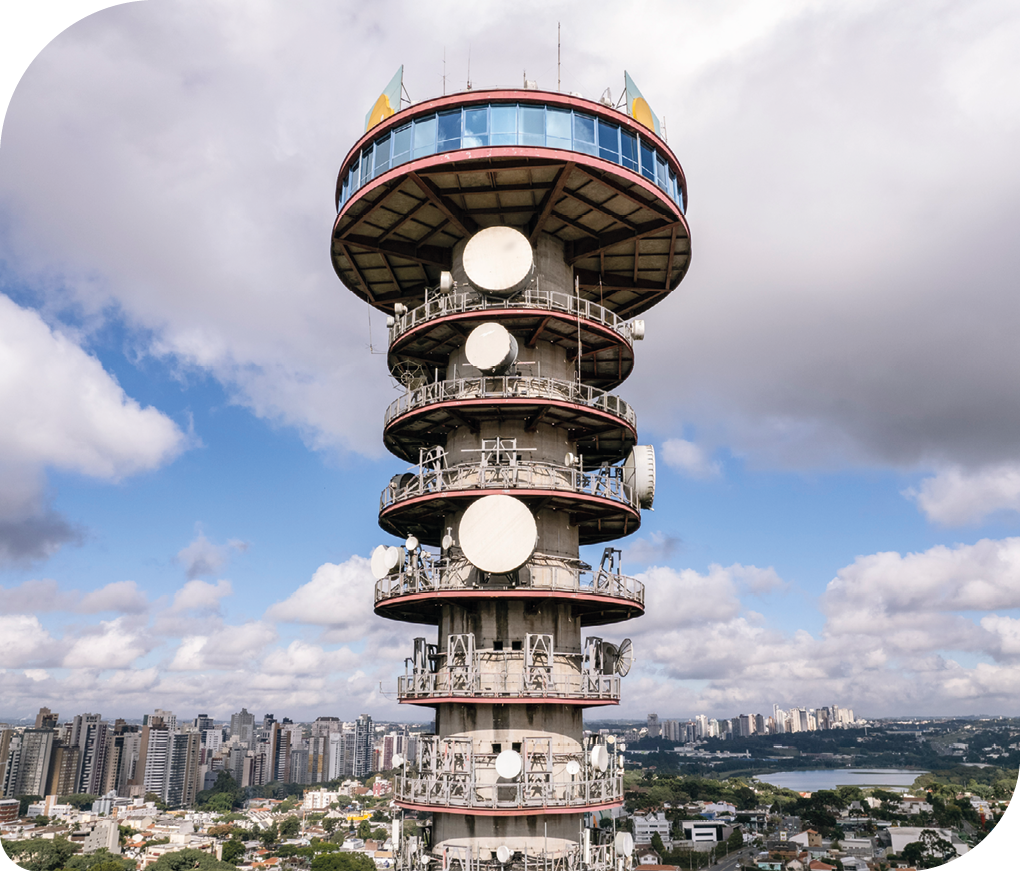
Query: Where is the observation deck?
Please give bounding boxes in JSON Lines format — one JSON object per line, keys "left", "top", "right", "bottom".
{"left": 332, "top": 89, "right": 690, "bottom": 317}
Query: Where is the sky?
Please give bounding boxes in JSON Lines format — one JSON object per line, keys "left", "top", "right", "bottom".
{"left": 2, "top": 0, "right": 1020, "bottom": 735}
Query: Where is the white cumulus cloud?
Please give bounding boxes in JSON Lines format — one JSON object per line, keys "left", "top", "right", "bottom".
{"left": 908, "top": 463, "right": 1020, "bottom": 525}
{"left": 661, "top": 438, "right": 722, "bottom": 479}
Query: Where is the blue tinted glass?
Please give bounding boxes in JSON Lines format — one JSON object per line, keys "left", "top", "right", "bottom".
{"left": 639, "top": 141, "right": 655, "bottom": 180}
{"left": 597, "top": 120, "right": 619, "bottom": 162}
{"left": 547, "top": 108, "right": 571, "bottom": 143}
{"left": 362, "top": 149, "right": 373, "bottom": 182}
{"left": 391, "top": 124, "right": 412, "bottom": 166}
{"left": 374, "top": 135, "right": 391, "bottom": 174}
{"left": 620, "top": 130, "right": 637, "bottom": 171}
{"left": 520, "top": 106, "right": 545, "bottom": 146}
{"left": 573, "top": 114, "right": 596, "bottom": 155}
{"left": 491, "top": 104, "right": 517, "bottom": 133}
{"left": 341, "top": 174, "right": 349, "bottom": 206}
{"left": 350, "top": 162, "right": 360, "bottom": 191}
{"left": 669, "top": 169, "right": 679, "bottom": 207}
{"left": 656, "top": 155, "right": 668, "bottom": 190}
{"left": 437, "top": 111, "right": 461, "bottom": 152}
{"left": 464, "top": 107, "right": 488, "bottom": 147}
{"left": 413, "top": 115, "right": 437, "bottom": 158}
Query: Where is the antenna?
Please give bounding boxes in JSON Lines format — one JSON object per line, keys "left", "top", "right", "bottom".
{"left": 557, "top": 22, "right": 561, "bottom": 92}
{"left": 443, "top": 48, "right": 446, "bottom": 96}
{"left": 466, "top": 48, "right": 472, "bottom": 90}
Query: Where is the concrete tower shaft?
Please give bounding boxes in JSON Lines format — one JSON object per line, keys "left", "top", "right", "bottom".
{"left": 333, "top": 84, "right": 690, "bottom": 871}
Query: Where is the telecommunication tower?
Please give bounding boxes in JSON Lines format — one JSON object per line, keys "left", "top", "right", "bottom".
{"left": 331, "top": 76, "right": 690, "bottom": 871}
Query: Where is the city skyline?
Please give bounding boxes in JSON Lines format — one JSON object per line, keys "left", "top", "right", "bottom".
{"left": 3, "top": 1, "right": 1020, "bottom": 728}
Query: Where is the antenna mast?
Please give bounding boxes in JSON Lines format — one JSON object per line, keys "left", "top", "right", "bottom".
{"left": 557, "top": 22, "right": 561, "bottom": 91}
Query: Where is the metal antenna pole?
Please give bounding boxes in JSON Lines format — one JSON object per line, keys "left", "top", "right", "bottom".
{"left": 557, "top": 23, "right": 561, "bottom": 92}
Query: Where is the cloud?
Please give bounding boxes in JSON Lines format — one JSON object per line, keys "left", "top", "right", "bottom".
{"left": 166, "top": 621, "right": 278, "bottom": 671}
{"left": 265, "top": 557, "right": 377, "bottom": 638}
{"left": 170, "top": 579, "right": 233, "bottom": 613}
{"left": 0, "top": 294, "right": 185, "bottom": 563}
{"left": 661, "top": 438, "right": 721, "bottom": 479}
{"left": 61, "top": 618, "right": 153, "bottom": 669}
{"left": 907, "top": 463, "right": 1020, "bottom": 525}
{"left": 175, "top": 531, "right": 247, "bottom": 580}
{"left": 623, "top": 531, "right": 683, "bottom": 566}
{"left": 0, "top": 578, "right": 149, "bottom": 615}
{"left": 0, "top": 615, "right": 60, "bottom": 667}
{"left": 78, "top": 580, "right": 149, "bottom": 614}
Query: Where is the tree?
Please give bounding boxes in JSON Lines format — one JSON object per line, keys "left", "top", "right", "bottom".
{"left": 357, "top": 819, "right": 372, "bottom": 839}
{"left": 259, "top": 822, "right": 279, "bottom": 848}
{"left": 147, "top": 848, "right": 237, "bottom": 871}
{"left": 323, "top": 817, "right": 338, "bottom": 835}
{"left": 5, "top": 836, "right": 80, "bottom": 871}
{"left": 279, "top": 816, "right": 301, "bottom": 840}
{"left": 222, "top": 839, "right": 246, "bottom": 866}
{"left": 901, "top": 841, "right": 925, "bottom": 866}
{"left": 59, "top": 794, "right": 100, "bottom": 810}
{"left": 18, "top": 794, "right": 43, "bottom": 816}
{"left": 651, "top": 833, "right": 666, "bottom": 856}
{"left": 311, "top": 853, "right": 377, "bottom": 871}
{"left": 63, "top": 849, "right": 135, "bottom": 871}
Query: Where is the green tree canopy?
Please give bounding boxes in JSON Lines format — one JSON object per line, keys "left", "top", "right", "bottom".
{"left": 4, "top": 836, "right": 80, "bottom": 871}
{"left": 59, "top": 794, "right": 99, "bottom": 810}
{"left": 310, "top": 853, "right": 377, "bottom": 871}
{"left": 147, "top": 848, "right": 238, "bottom": 871}
{"left": 221, "top": 839, "right": 246, "bottom": 866}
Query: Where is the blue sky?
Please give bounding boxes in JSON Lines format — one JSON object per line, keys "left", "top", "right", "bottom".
{"left": 2, "top": 0, "right": 1020, "bottom": 734}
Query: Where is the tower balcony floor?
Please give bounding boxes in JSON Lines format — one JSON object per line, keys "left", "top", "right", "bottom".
{"left": 379, "top": 462, "right": 640, "bottom": 545}
{"left": 387, "top": 288, "right": 636, "bottom": 391}
{"left": 374, "top": 555, "right": 643, "bottom": 626}
{"left": 383, "top": 375, "right": 636, "bottom": 465}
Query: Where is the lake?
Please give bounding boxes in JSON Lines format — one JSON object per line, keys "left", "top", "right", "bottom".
{"left": 754, "top": 768, "right": 928, "bottom": 792}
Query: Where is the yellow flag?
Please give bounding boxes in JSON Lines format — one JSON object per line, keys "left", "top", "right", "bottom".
{"left": 365, "top": 66, "right": 403, "bottom": 132}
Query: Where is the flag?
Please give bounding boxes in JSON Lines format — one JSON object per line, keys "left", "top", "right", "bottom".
{"left": 624, "top": 71, "right": 661, "bottom": 137}
{"left": 365, "top": 66, "right": 403, "bottom": 132}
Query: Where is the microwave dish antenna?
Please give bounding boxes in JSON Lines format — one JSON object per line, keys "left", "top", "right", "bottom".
{"left": 462, "top": 226, "right": 534, "bottom": 297}
{"left": 615, "top": 638, "right": 634, "bottom": 676}
{"left": 495, "top": 749, "right": 523, "bottom": 779}
{"left": 459, "top": 494, "right": 537, "bottom": 574}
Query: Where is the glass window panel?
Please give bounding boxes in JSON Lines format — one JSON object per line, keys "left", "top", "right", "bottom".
{"left": 490, "top": 104, "right": 517, "bottom": 134}
{"left": 341, "top": 173, "right": 349, "bottom": 206}
{"left": 374, "top": 134, "right": 391, "bottom": 175}
{"left": 520, "top": 105, "right": 545, "bottom": 146}
{"left": 598, "top": 120, "right": 619, "bottom": 162}
{"left": 620, "top": 130, "right": 638, "bottom": 171}
{"left": 437, "top": 110, "right": 462, "bottom": 152}
{"left": 656, "top": 155, "right": 669, "bottom": 190}
{"left": 573, "top": 113, "right": 596, "bottom": 155}
{"left": 362, "top": 149, "right": 373, "bottom": 182}
{"left": 391, "top": 124, "right": 412, "bottom": 166}
{"left": 639, "top": 141, "right": 655, "bottom": 181}
{"left": 464, "top": 107, "right": 489, "bottom": 147}
{"left": 547, "top": 108, "right": 571, "bottom": 141}
{"left": 669, "top": 169, "right": 679, "bottom": 208}
{"left": 350, "top": 161, "right": 360, "bottom": 192}
{"left": 413, "top": 115, "right": 438, "bottom": 158}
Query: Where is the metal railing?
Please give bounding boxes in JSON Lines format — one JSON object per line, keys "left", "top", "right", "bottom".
{"left": 398, "top": 837, "right": 619, "bottom": 871}
{"left": 398, "top": 655, "right": 620, "bottom": 701}
{"left": 396, "top": 737, "right": 623, "bottom": 811}
{"left": 374, "top": 552, "right": 645, "bottom": 608}
{"left": 381, "top": 460, "right": 635, "bottom": 511}
{"left": 388, "top": 287, "right": 636, "bottom": 347}
{"left": 384, "top": 376, "right": 636, "bottom": 429}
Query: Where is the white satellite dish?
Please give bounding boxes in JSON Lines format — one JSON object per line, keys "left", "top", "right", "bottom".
{"left": 606, "top": 734, "right": 616, "bottom": 744}
{"left": 616, "top": 639, "right": 634, "bottom": 676}
{"left": 564, "top": 452, "right": 577, "bottom": 468}
{"left": 370, "top": 544, "right": 400, "bottom": 580}
{"left": 495, "top": 749, "right": 523, "bottom": 779}
{"left": 392, "top": 754, "right": 405, "bottom": 768}
{"left": 614, "top": 832, "right": 634, "bottom": 858}
{"left": 406, "top": 535, "right": 419, "bottom": 551}
{"left": 441, "top": 533, "right": 454, "bottom": 550}
{"left": 461, "top": 226, "right": 534, "bottom": 296}
{"left": 590, "top": 745, "right": 609, "bottom": 772}
{"left": 565, "top": 760, "right": 581, "bottom": 776}
{"left": 622, "top": 445, "right": 656, "bottom": 509}
{"left": 630, "top": 319, "right": 646, "bottom": 341}
{"left": 459, "top": 495, "right": 537, "bottom": 574}
{"left": 495, "top": 846, "right": 512, "bottom": 864}
{"left": 465, "top": 322, "right": 519, "bottom": 373}
{"left": 618, "top": 743, "right": 627, "bottom": 753}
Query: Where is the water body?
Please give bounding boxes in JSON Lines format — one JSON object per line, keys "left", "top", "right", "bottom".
{"left": 755, "top": 768, "right": 928, "bottom": 792}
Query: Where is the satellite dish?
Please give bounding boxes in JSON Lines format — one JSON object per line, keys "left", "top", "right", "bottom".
{"left": 630, "top": 319, "right": 646, "bottom": 341}
{"left": 495, "top": 749, "right": 523, "bottom": 779}
{"left": 392, "top": 754, "right": 404, "bottom": 768}
{"left": 606, "top": 734, "right": 616, "bottom": 744}
{"left": 420, "top": 857, "right": 431, "bottom": 866}
{"left": 495, "top": 846, "right": 512, "bottom": 864}
{"left": 461, "top": 226, "right": 534, "bottom": 297}
{"left": 441, "top": 533, "right": 454, "bottom": 550}
{"left": 459, "top": 495, "right": 537, "bottom": 574}
{"left": 566, "top": 760, "right": 581, "bottom": 776}
{"left": 590, "top": 745, "right": 609, "bottom": 772}
{"left": 618, "top": 743, "right": 627, "bottom": 753}
{"left": 564, "top": 452, "right": 577, "bottom": 468}
{"left": 440, "top": 271, "right": 455, "bottom": 293}
{"left": 616, "top": 639, "right": 634, "bottom": 676}
{"left": 622, "top": 445, "right": 656, "bottom": 509}
{"left": 406, "top": 535, "right": 419, "bottom": 551}
{"left": 371, "top": 545, "right": 399, "bottom": 580}
{"left": 465, "top": 322, "right": 519, "bottom": 373}
{"left": 614, "top": 832, "right": 634, "bottom": 858}
{"left": 392, "top": 361, "right": 428, "bottom": 390}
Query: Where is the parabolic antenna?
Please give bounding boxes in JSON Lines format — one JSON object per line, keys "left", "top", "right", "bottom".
{"left": 618, "top": 743, "right": 627, "bottom": 753}
{"left": 370, "top": 544, "right": 401, "bottom": 580}
{"left": 614, "top": 832, "right": 634, "bottom": 858}
{"left": 623, "top": 445, "right": 656, "bottom": 509}
{"left": 462, "top": 226, "right": 534, "bottom": 296}
{"left": 565, "top": 759, "right": 581, "bottom": 776}
{"left": 441, "top": 533, "right": 455, "bottom": 550}
{"left": 590, "top": 744, "right": 609, "bottom": 773}
{"left": 606, "top": 734, "right": 616, "bottom": 744}
{"left": 465, "top": 322, "right": 519, "bottom": 373}
{"left": 459, "top": 494, "right": 537, "bottom": 574}
{"left": 616, "top": 638, "right": 634, "bottom": 677}
{"left": 495, "top": 846, "right": 512, "bottom": 864}
{"left": 406, "top": 535, "right": 419, "bottom": 551}
{"left": 392, "top": 754, "right": 404, "bottom": 768}
{"left": 495, "top": 749, "right": 523, "bottom": 779}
